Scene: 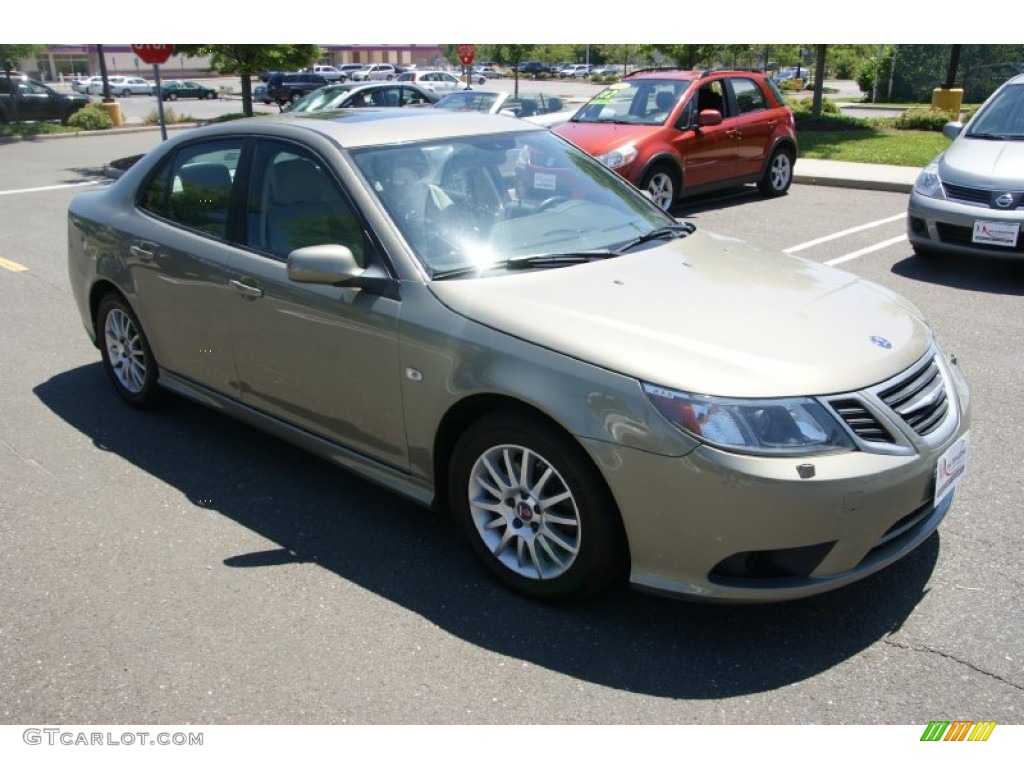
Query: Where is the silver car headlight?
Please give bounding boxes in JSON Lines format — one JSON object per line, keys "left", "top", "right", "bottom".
{"left": 643, "top": 384, "right": 855, "bottom": 456}
{"left": 913, "top": 161, "right": 945, "bottom": 199}
{"left": 595, "top": 143, "right": 638, "bottom": 169}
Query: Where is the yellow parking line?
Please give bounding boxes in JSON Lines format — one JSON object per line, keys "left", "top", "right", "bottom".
{"left": 0, "top": 256, "right": 29, "bottom": 273}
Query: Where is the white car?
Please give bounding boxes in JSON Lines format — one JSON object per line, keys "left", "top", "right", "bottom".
{"left": 396, "top": 70, "right": 463, "bottom": 93}
{"left": 559, "top": 64, "right": 592, "bottom": 78}
{"left": 350, "top": 64, "right": 396, "bottom": 82}
{"left": 309, "top": 64, "right": 345, "bottom": 82}
{"left": 72, "top": 75, "right": 103, "bottom": 94}
{"left": 87, "top": 76, "right": 153, "bottom": 96}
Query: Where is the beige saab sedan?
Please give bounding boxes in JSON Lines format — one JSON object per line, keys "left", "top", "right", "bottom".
{"left": 67, "top": 109, "right": 971, "bottom": 602}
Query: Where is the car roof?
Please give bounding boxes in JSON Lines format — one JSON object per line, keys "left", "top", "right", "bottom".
{"left": 165, "top": 108, "right": 543, "bottom": 149}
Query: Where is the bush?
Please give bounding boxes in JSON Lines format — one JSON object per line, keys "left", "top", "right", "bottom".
{"left": 66, "top": 103, "right": 114, "bottom": 131}
{"left": 787, "top": 96, "right": 842, "bottom": 115}
{"left": 143, "top": 107, "right": 195, "bottom": 125}
{"left": 893, "top": 107, "right": 957, "bottom": 131}
{"left": 794, "top": 112, "right": 874, "bottom": 132}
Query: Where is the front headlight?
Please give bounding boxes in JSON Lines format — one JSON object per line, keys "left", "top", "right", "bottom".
{"left": 643, "top": 384, "right": 855, "bottom": 456}
{"left": 595, "top": 143, "right": 638, "bottom": 169}
{"left": 913, "top": 161, "right": 945, "bottom": 199}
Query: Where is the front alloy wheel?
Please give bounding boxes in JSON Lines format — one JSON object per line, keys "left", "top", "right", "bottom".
{"left": 639, "top": 164, "right": 677, "bottom": 211}
{"left": 450, "top": 409, "right": 627, "bottom": 600}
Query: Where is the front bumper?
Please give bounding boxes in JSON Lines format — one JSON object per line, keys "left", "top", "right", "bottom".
{"left": 585, "top": 351, "right": 971, "bottom": 602}
{"left": 908, "top": 191, "right": 1024, "bottom": 259}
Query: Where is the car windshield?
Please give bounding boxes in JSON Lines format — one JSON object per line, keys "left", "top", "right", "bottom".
{"left": 965, "top": 82, "right": 1024, "bottom": 139}
{"left": 349, "top": 130, "right": 674, "bottom": 278}
{"left": 287, "top": 85, "right": 355, "bottom": 112}
{"left": 570, "top": 78, "right": 690, "bottom": 126}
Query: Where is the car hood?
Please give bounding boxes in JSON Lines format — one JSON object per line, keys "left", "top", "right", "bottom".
{"left": 428, "top": 230, "right": 932, "bottom": 398}
{"left": 940, "top": 135, "right": 1024, "bottom": 186}
{"left": 555, "top": 120, "right": 660, "bottom": 155}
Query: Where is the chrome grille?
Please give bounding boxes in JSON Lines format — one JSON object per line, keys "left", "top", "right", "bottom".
{"left": 830, "top": 399, "right": 894, "bottom": 443}
{"left": 878, "top": 357, "right": 949, "bottom": 437}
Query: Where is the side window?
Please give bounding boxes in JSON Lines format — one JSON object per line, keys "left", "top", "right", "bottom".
{"left": 402, "top": 87, "right": 429, "bottom": 106}
{"left": 247, "top": 141, "right": 366, "bottom": 264}
{"left": 696, "top": 80, "right": 727, "bottom": 116}
{"left": 732, "top": 78, "right": 767, "bottom": 115}
{"left": 137, "top": 139, "right": 243, "bottom": 240}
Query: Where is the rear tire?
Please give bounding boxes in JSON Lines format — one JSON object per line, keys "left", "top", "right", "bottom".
{"left": 96, "top": 294, "right": 164, "bottom": 409}
{"left": 758, "top": 146, "right": 794, "bottom": 196}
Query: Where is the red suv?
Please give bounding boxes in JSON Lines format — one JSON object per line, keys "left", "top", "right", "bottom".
{"left": 554, "top": 68, "right": 797, "bottom": 210}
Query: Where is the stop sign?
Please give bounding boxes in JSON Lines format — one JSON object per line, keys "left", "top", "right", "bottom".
{"left": 457, "top": 44, "right": 475, "bottom": 66}
{"left": 131, "top": 45, "right": 174, "bottom": 65}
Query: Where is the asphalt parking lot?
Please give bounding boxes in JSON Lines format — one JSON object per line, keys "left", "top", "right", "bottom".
{"left": 0, "top": 108, "right": 1021, "bottom": 755}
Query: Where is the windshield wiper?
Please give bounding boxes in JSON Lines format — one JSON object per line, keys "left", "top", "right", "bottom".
{"left": 506, "top": 251, "right": 614, "bottom": 269}
{"left": 968, "top": 132, "right": 1009, "bottom": 140}
{"left": 614, "top": 223, "right": 695, "bottom": 254}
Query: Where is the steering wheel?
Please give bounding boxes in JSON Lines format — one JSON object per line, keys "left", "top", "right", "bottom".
{"left": 536, "top": 195, "right": 568, "bottom": 212}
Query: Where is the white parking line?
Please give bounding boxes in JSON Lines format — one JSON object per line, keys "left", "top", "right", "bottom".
{"left": 0, "top": 181, "right": 103, "bottom": 197}
{"left": 784, "top": 213, "right": 905, "bottom": 254}
{"left": 825, "top": 235, "right": 908, "bottom": 266}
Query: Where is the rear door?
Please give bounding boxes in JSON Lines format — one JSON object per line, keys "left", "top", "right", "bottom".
{"left": 725, "top": 76, "right": 779, "bottom": 179}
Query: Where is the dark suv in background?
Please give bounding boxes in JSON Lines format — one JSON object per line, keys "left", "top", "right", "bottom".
{"left": 266, "top": 72, "right": 329, "bottom": 106}
{"left": 0, "top": 75, "right": 90, "bottom": 124}
{"left": 554, "top": 68, "right": 797, "bottom": 210}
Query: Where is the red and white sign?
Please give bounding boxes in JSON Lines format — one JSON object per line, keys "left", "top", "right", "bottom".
{"left": 131, "top": 44, "right": 174, "bottom": 65}
{"left": 457, "top": 44, "right": 476, "bottom": 66}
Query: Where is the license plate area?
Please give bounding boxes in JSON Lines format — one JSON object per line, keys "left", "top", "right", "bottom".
{"left": 935, "top": 432, "right": 969, "bottom": 507}
{"left": 972, "top": 220, "right": 1019, "bottom": 247}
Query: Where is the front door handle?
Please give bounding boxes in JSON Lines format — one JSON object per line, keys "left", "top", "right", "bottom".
{"left": 229, "top": 279, "right": 264, "bottom": 299}
{"left": 129, "top": 244, "right": 155, "bottom": 261}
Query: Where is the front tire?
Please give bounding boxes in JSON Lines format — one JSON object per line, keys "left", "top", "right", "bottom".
{"left": 639, "top": 163, "right": 679, "bottom": 212}
{"left": 96, "top": 294, "right": 163, "bottom": 409}
{"left": 449, "top": 408, "right": 628, "bottom": 601}
{"left": 758, "top": 146, "right": 794, "bottom": 196}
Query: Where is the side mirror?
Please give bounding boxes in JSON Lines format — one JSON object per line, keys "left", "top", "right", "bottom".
{"left": 697, "top": 109, "right": 723, "bottom": 128}
{"left": 287, "top": 244, "right": 364, "bottom": 285}
{"left": 942, "top": 122, "right": 964, "bottom": 141}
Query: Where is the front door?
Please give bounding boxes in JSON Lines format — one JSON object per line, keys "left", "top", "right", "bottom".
{"left": 223, "top": 139, "right": 408, "bottom": 468}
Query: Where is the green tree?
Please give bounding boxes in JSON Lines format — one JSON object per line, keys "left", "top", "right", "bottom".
{"left": 0, "top": 44, "right": 46, "bottom": 71}
{"left": 175, "top": 44, "right": 322, "bottom": 117}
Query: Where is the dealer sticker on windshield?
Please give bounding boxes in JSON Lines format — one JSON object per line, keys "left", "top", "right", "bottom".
{"left": 972, "top": 221, "right": 1019, "bottom": 247}
{"left": 935, "top": 432, "right": 969, "bottom": 507}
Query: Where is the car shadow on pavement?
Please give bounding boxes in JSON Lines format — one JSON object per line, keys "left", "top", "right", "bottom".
{"left": 35, "top": 363, "right": 940, "bottom": 702}
{"left": 892, "top": 252, "right": 1024, "bottom": 296}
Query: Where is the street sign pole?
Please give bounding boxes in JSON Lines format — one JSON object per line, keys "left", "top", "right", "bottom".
{"left": 153, "top": 64, "right": 167, "bottom": 141}
{"left": 131, "top": 45, "right": 174, "bottom": 139}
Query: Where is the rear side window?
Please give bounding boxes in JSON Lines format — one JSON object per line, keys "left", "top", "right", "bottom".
{"left": 732, "top": 78, "right": 768, "bottom": 114}
{"left": 138, "top": 139, "right": 244, "bottom": 239}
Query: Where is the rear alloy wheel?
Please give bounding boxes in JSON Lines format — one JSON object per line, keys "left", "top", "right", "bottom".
{"left": 167, "top": 92, "right": 178, "bottom": 101}
{"left": 639, "top": 164, "right": 678, "bottom": 212}
{"left": 758, "top": 146, "right": 795, "bottom": 196}
{"left": 97, "top": 294, "right": 163, "bottom": 409}
{"left": 449, "top": 409, "right": 628, "bottom": 601}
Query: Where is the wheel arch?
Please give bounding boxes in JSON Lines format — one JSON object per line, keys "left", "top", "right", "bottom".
{"left": 635, "top": 151, "right": 683, "bottom": 190}
{"left": 760, "top": 136, "right": 798, "bottom": 175}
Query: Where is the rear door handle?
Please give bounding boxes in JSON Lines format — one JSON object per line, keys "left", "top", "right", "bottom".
{"left": 229, "top": 279, "right": 264, "bottom": 299}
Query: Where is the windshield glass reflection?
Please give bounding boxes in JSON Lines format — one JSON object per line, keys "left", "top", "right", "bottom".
{"left": 350, "top": 131, "right": 672, "bottom": 276}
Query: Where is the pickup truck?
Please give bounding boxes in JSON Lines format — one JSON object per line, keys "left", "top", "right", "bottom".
{"left": 0, "top": 75, "right": 90, "bottom": 124}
